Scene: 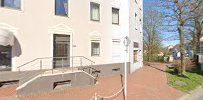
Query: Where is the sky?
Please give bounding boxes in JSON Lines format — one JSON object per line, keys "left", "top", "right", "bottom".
{"left": 143, "top": 0, "right": 180, "bottom": 47}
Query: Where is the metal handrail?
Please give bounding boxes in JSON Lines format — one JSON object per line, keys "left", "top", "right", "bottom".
{"left": 17, "top": 56, "right": 95, "bottom": 70}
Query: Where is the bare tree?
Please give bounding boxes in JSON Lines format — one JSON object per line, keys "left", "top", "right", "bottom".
{"left": 160, "top": 0, "right": 202, "bottom": 75}
{"left": 188, "top": 0, "right": 203, "bottom": 53}
{"left": 143, "top": 5, "right": 163, "bottom": 62}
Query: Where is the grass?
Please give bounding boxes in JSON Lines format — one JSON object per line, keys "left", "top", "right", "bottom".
{"left": 166, "top": 67, "right": 203, "bottom": 92}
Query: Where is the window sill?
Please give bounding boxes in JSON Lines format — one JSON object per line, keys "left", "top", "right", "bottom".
{"left": 90, "top": 19, "right": 100, "bottom": 22}
{"left": 91, "top": 55, "right": 100, "bottom": 57}
{"left": 133, "top": 61, "right": 138, "bottom": 64}
{"left": 0, "top": 7, "right": 23, "bottom": 12}
{"left": 55, "top": 14, "right": 69, "bottom": 18}
{"left": 112, "top": 23, "right": 119, "bottom": 25}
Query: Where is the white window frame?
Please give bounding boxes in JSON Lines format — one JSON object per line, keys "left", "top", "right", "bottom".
{"left": 0, "top": 0, "right": 23, "bottom": 10}
{"left": 133, "top": 50, "right": 138, "bottom": 63}
{"left": 90, "top": 2, "right": 100, "bottom": 22}
{"left": 55, "top": 0, "right": 69, "bottom": 17}
{"left": 91, "top": 41, "right": 100, "bottom": 56}
{"left": 112, "top": 7, "right": 119, "bottom": 25}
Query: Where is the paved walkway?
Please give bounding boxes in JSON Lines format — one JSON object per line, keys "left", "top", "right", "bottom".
{"left": 127, "top": 63, "right": 185, "bottom": 100}
{"left": 0, "top": 63, "right": 185, "bottom": 100}
{"left": 0, "top": 85, "right": 17, "bottom": 100}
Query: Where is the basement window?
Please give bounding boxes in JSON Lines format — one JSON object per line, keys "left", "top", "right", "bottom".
{"left": 53, "top": 80, "right": 71, "bottom": 89}
{"left": 112, "top": 68, "right": 120, "bottom": 72}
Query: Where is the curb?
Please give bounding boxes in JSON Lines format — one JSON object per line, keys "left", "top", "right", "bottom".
{"left": 178, "top": 86, "right": 203, "bottom": 100}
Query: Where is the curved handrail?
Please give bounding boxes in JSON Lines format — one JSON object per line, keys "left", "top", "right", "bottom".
{"left": 17, "top": 56, "right": 95, "bottom": 70}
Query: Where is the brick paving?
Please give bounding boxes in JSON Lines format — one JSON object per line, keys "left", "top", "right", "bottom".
{"left": 0, "top": 63, "right": 185, "bottom": 100}
{"left": 0, "top": 85, "right": 17, "bottom": 100}
{"left": 127, "top": 63, "right": 185, "bottom": 100}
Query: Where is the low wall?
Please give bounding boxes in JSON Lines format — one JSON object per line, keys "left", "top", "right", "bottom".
{"left": 78, "top": 62, "right": 131, "bottom": 77}
{"left": 17, "top": 71, "right": 96, "bottom": 96}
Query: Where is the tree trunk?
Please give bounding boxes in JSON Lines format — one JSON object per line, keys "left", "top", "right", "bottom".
{"left": 178, "top": 23, "right": 186, "bottom": 75}
{"left": 195, "top": 18, "right": 202, "bottom": 53}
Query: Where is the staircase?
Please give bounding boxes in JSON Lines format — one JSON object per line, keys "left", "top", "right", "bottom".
{"left": 0, "top": 56, "right": 100, "bottom": 96}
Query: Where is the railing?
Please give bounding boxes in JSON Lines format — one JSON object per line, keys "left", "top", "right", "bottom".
{"left": 15, "top": 56, "right": 100, "bottom": 87}
{"left": 17, "top": 56, "right": 95, "bottom": 72}
{"left": 81, "top": 67, "right": 100, "bottom": 77}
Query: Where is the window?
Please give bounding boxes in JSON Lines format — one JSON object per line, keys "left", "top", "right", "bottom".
{"left": 133, "top": 42, "right": 139, "bottom": 48}
{"left": 90, "top": 2, "right": 100, "bottom": 21}
{"left": 91, "top": 42, "right": 100, "bottom": 56}
{"left": 55, "top": 0, "right": 68, "bottom": 16}
{"left": 133, "top": 50, "right": 138, "bottom": 63}
{"left": 112, "top": 8, "right": 119, "bottom": 24}
{"left": 1, "top": 0, "right": 21, "bottom": 9}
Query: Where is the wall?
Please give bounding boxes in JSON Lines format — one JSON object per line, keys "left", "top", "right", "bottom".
{"left": 17, "top": 71, "right": 96, "bottom": 96}
{"left": 129, "top": 0, "right": 143, "bottom": 72}
{"left": 78, "top": 62, "right": 131, "bottom": 77}
{"left": 0, "top": 0, "right": 143, "bottom": 72}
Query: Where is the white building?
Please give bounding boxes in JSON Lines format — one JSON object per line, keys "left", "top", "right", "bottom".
{"left": 0, "top": 0, "right": 143, "bottom": 72}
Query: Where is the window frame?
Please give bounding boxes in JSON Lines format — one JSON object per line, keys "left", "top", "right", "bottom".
{"left": 0, "top": 0, "right": 22, "bottom": 10}
{"left": 55, "top": 0, "right": 69, "bottom": 17}
{"left": 133, "top": 50, "right": 138, "bottom": 63}
{"left": 90, "top": 2, "right": 100, "bottom": 22}
{"left": 91, "top": 42, "right": 100, "bottom": 56}
{"left": 112, "top": 7, "right": 119, "bottom": 25}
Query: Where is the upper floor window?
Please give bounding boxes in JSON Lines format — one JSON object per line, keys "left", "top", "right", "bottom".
{"left": 0, "top": 0, "right": 21, "bottom": 9}
{"left": 112, "top": 8, "right": 119, "bottom": 24}
{"left": 55, "top": 0, "right": 68, "bottom": 16}
{"left": 90, "top": 2, "right": 100, "bottom": 21}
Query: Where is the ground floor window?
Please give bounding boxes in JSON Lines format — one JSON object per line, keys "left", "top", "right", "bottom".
{"left": 0, "top": 46, "right": 12, "bottom": 69}
{"left": 133, "top": 50, "right": 138, "bottom": 63}
{"left": 91, "top": 42, "right": 100, "bottom": 56}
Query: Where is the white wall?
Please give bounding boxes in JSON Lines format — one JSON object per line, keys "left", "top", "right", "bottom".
{"left": 0, "top": 0, "right": 143, "bottom": 72}
{"left": 129, "top": 0, "right": 143, "bottom": 72}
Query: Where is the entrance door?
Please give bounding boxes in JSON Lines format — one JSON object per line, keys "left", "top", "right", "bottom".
{"left": 0, "top": 45, "right": 12, "bottom": 71}
{"left": 53, "top": 34, "right": 70, "bottom": 68}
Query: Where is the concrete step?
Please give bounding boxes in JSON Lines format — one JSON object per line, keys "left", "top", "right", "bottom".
{"left": 18, "top": 70, "right": 45, "bottom": 86}
{"left": 0, "top": 70, "right": 46, "bottom": 87}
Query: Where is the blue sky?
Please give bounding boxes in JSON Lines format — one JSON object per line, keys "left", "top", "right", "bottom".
{"left": 143, "top": 0, "right": 179, "bottom": 47}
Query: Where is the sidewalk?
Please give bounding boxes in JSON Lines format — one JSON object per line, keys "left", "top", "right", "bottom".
{"left": 179, "top": 86, "right": 203, "bottom": 100}
{"left": 127, "top": 63, "right": 185, "bottom": 100}
{"left": 0, "top": 63, "right": 185, "bottom": 100}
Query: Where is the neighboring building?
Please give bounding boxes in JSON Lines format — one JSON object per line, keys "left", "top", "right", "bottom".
{"left": 0, "top": 0, "right": 143, "bottom": 72}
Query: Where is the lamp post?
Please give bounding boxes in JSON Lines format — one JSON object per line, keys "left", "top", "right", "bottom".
{"left": 123, "top": 36, "right": 131, "bottom": 100}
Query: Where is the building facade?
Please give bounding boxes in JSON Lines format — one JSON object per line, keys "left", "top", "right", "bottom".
{"left": 0, "top": 0, "right": 143, "bottom": 72}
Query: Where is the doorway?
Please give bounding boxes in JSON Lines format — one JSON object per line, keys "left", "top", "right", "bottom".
{"left": 0, "top": 45, "right": 12, "bottom": 71}
{"left": 53, "top": 34, "right": 70, "bottom": 68}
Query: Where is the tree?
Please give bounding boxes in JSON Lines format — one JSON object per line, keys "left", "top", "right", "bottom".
{"left": 160, "top": 0, "right": 202, "bottom": 75}
{"left": 188, "top": 0, "right": 203, "bottom": 53}
{"left": 143, "top": 4, "right": 163, "bottom": 62}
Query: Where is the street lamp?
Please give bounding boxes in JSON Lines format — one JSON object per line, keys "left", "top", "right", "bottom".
{"left": 123, "top": 36, "right": 131, "bottom": 100}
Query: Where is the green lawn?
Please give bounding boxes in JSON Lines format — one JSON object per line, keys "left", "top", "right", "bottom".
{"left": 166, "top": 67, "right": 203, "bottom": 92}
